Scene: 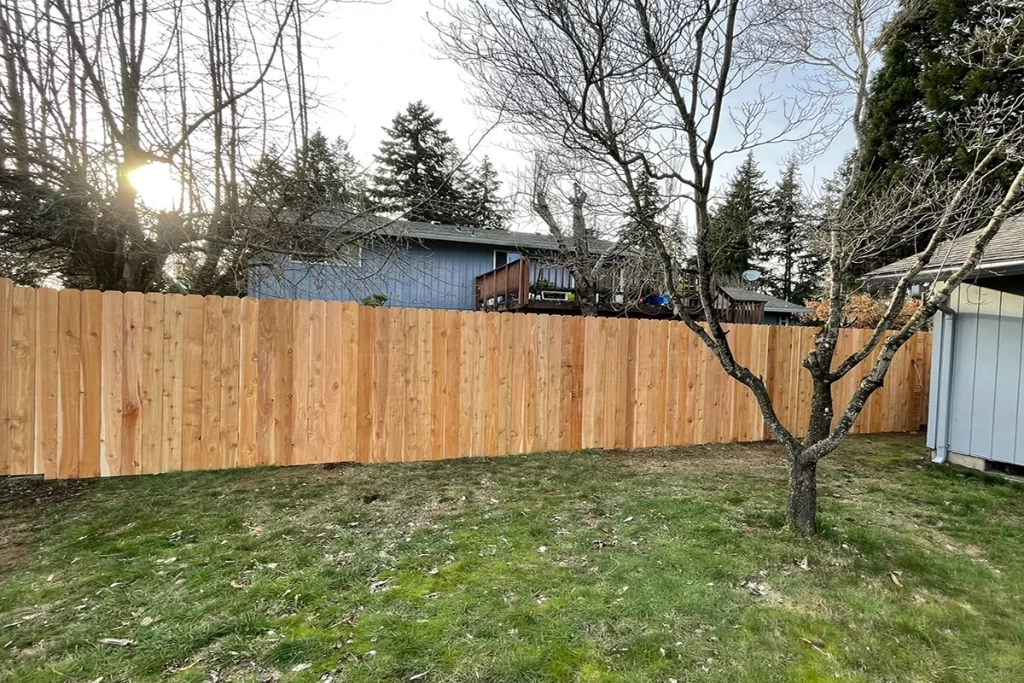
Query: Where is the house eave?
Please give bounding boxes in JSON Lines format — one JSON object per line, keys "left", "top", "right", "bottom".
{"left": 862, "top": 259, "right": 1024, "bottom": 288}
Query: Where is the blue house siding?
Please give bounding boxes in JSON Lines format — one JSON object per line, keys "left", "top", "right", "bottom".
{"left": 249, "top": 241, "right": 503, "bottom": 310}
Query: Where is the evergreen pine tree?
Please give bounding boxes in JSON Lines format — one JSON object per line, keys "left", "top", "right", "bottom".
{"left": 246, "top": 146, "right": 291, "bottom": 208}
{"left": 370, "top": 101, "right": 467, "bottom": 224}
{"left": 331, "top": 137, "right": 368, "bottom": 209}
{"left": 861, "top": 0, "right": 1024, "bottom": 197}
{"left": 765, "top": 160, "right": 819, "bottom": 303}
{"left": 459, "top": 156, "right": 508, "bottom": 229}
{"left": 292, "top": 130, "right": 344, "bottom": 209}
{"left": 706, "top": 153, "right": 770, "bottom": 279}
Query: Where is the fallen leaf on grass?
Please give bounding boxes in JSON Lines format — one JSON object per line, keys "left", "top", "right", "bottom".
{"left": 890, "top": 572, "right": 903, "bottom": 587}
{"left": 797, "top": 557, "right": 809, "bottom": 571}
{"left": 291, "top": 663, "right": 312, "bottom": 672}
{"left": 99, "top": 638, "right": 133, "bottom": 647}
{"left": 409, "top": 672, "right": 429, "bottom": 681}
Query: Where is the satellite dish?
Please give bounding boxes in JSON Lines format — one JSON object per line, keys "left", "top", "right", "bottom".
{"left": 741, "top": 269, "right": 762, "bottom": 282}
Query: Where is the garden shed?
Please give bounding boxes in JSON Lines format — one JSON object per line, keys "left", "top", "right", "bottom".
{"left": 866, "top": 218, "right": 1024, "bottom": 471}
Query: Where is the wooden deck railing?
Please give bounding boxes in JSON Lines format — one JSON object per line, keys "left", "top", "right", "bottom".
{"left": 476, "top": 258, "right": 530, "bottom": 311}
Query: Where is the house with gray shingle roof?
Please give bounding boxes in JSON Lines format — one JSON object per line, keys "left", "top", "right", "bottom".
{"left": 248, "top": 211, "right": 813, "bottom": 324}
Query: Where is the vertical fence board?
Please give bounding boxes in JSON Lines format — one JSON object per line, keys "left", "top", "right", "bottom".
{"left": 569, "top": 317, "right": 585, "bottom": 451}
{"left": 484, "top": 312, "right": 500, "bottom": 456}
{"left": 399, "top": 308, "right": 418, "bottom": 462}
{"left": 496, "top": 313, "right": 513, "bottom": 456}
{"left": 307, "top": 300, "right": 327, "bottom": 464}
{"left": 221, "top": 297, "right": 242, "bottom": 469}
{"left": 385, "top": 308, "right": 406, "bottom": 463}
{"left": 0, "top": 279, "right": 11, "bottom": 475}
{"left": 121, "top": 293, "right": 144, "bottom": 474}
{"left": 444, "top": 310, "right": 462, "bottom": 458}
{"left": 37, "top": 289, "right": 60, "bottom": 478}
{"left": 238, "top": 297, "right": 259, "bottom": 468}
{"left": 341, "top": 302, "right": 360, "bottom": 461}
{"left": 256, "top": 298, "right": 277, "bottom": 466}
{"left": 201, "top": 297, "right": 224, "bottom": 470}
{"left": 355, "top": 306, "right": 375, "bottom": 463}
{"left": 181, "top": 295, "right": 205, "bottom": 471}
{"left": 290, "top": 300, "right": 311, "bottom": 465}
{"left": 162, "top": 295, "right": 185, "bottom": 472}
{"left": 100, "top": 292, "right": 123, "bottom": 477}
{"left": 79, "top": 291, "right": 103, "bottom": 478}
{"left": 140, "top": 293, "right": 165, "bottom": 474}
{"left": 9, "top": 287, "right": 36, "bottom": 475}
{"left": 417, "top": 309, "right": 434, "bottom": 459}
{"left": 324, "top": 301, "right": 344, "bottom": 463}
{"left": 58, "top": 289, "right": 83, "bottom": 479}
{"left": 458, "top": 311, "right": 476, "bottom": 456}
{"left": 274, "top": 300, "right": 295, "bottom": 466}
{"left": 369, "top": 306, "right": 389, "bottom": 463}
{"left": 432, "top": 308, "right": 449, "bottom": 460}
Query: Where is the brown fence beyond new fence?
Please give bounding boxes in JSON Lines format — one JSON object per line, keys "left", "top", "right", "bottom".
{"left": 0, "top": 279, "right": 932, "bottom": 479}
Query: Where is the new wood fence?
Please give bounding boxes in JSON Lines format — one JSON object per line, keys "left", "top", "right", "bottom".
{"left": 0, "top": 279, "right": 932, "bottom": 479}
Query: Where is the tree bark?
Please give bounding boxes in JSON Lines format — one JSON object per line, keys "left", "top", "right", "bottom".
{"left": 787, "top": 456, "right": 818, "bottom": 537}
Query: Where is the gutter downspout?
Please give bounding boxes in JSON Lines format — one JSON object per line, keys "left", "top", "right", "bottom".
{"left": 932, "top": 301, "right": 957, "bottom": 464}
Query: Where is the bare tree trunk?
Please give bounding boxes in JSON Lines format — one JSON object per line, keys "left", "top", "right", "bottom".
{"left": 787, "top": 455, "right": 817, "bottom": 536}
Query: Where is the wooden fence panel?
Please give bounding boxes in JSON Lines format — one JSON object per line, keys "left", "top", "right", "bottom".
{"left": 0, "top": 278, "right": 935, "bottom": 480}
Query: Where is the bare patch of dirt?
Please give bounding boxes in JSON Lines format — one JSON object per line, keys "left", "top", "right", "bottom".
{"left": 0, "top": 477, "right": 92, "bottom": 571}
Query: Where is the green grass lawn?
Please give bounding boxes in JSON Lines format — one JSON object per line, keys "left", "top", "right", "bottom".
{"left": 3, "top": 435, "right": 1024, "bottom": 682}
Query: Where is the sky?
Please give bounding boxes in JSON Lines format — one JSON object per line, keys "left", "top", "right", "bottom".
{"left": 305, "top": 0, "right": 856, "bottom": 228}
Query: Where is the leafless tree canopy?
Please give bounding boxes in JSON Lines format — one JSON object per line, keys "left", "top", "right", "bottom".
{"left": 0, "top": 0, "right": 377, "bottom": 293}
{"left": 437, "top": 0, "right": 1024, "bottom": 535}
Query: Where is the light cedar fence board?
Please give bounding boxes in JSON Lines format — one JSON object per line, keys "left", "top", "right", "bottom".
{"left": 9, "top": 287, "right": 36, "bottom": 476}
{"left": 80, "top": 290, "right": 104, "bottom": 478}
{"left": 581, "top": 316, "right": 599, "bottom": 449}
{"left": 370, "top": 306, "right": 390, "bottom": 463}
{"left": 291, "top": 299, "right": 311, "bottom": 467}
{"left": 355, "top": 305, "right": 374, "bottom": 463}
{"left": 221, "top": 297, "right": 242, "bottom": 469}
{"left": 201, "top": 296, "right": 223, "bottom": 471}
{"left": 458, "top": 310, "right": 476, "bottom": 457}
{"left": 181, "top": 295, "right": 205, "bottom": 471}
{"left": 419, "top": 309, "right": 435, "bottom": 459}
{"left": 141, "top": 293, "right": 165, "bottom": 474}
{"left": 0, "top": 279, "right": 11, "bottom": 475}
{"left": 238, "top": 297, "right": 259, "bottom": 468}
{"left": 163, "top": 294, "right": 186, "bottom": 472}
{"left": 36, "top": 288, "right": 60, "bottom": 478}
{"left": 324, "top": 301, "right": 344, "bottom": 463}
{"left": 57, "top": 289, "right": 82, "bottom": 479}
{"left": 100, "top": 292, "right": 124, "bottom": 477}
{"left": 385, "top": 308, "right": 405, "bottom": 463}
{"left": 484, "top": 312, "right": 501, "bottom": 456}
{"left": 444, "top": 309, "right": 462, "bottom": 459}
{"left": 431, "top": 308, "right": 449, "bottom": 460}
{"left": 0, "top": 279, "right": 934, "bottom": 480}
{"left": 274, "top": 300, "right": 295, "bottom": 467}
{"left": 121, "top": 292, "right": 145, "bottom": 475}
{"left": 341, "top": 302, "right": 360, "bottom": 462}
{"left": 307, "top": 300, "right": 327, "bottom": 465}
{"left": 256, "top": 297, "right": 277, "bottom": 467}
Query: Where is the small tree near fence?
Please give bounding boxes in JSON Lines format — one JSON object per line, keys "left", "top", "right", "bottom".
{"left": 436, "top": 0, "right": 1024, "bottom": 535}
